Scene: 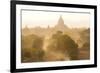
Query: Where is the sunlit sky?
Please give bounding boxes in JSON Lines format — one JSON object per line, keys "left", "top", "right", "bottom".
{"left": 22, "top": 10, "right": 90, "bottom": 28}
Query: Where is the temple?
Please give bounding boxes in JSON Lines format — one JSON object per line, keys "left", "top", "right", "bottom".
{"left": 55, "top": 16, "right": 68, "bottom": 32}
{"left": 22, "top": 16, "right": 68, "bottom": 36}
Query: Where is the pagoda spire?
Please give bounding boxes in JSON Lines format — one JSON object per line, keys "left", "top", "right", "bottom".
{"left": 54, "top": 15, "right": 68, "bottom": 31}
{"left": 24, "top": 25, "right": 30, "bottom": 31}
{"left": 57, "top": 15, "right": 64, "bottom": 25}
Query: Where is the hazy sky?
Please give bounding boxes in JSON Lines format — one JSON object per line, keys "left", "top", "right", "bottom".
{"left": 22, "top": 10, "right": 90, "bottom": 28}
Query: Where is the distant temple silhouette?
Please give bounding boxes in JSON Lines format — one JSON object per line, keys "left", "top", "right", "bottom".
{"left": 55, "top": 16, "right": 69, "bottom": 31}
{"left": 22, "top": 16, "right": 69, "bottom": 37}
{"left": 22, "top": 16, "right": 89, "bottom": 48}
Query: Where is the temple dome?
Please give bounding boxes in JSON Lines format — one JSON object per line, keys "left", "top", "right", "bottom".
{"left": 54, "top": 16, "right": 68, "bottom": 31}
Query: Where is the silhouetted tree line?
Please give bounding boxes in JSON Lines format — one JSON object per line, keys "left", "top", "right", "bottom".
{"left": 47, "top": 31, "right": 79, "bottom": 60}
{"left": 78, "top": 29, "right": 90, "bottom": 59}
{"left": 21, "top": 30, "right": 88, "bottom": 62}
{"left": 21, "top": 34, "right": 44, "bottom": 62}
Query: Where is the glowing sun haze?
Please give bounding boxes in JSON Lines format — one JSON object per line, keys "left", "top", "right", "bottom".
{"left": 22, "top": 10, "right": 90, "bottom": 28}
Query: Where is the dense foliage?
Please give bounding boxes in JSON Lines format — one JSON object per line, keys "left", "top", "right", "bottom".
{"left": 21, "top": 34, "right": 44, "bottom": 62}
{"left": 47, "top": 31, "right": 79, "bottom": 60}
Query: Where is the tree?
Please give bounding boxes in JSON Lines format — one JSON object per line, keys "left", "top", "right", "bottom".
{"left": 79, "top": 29, "right": 90, "bottom": 48}
{"left": 47, "top": 31, "right": 79, "bottom": 60}
{"left": 21, "top": 34, "right": 44, "bottom": 62}
{"left": 78, "top": 29, "right": 90, "bottom": 59}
